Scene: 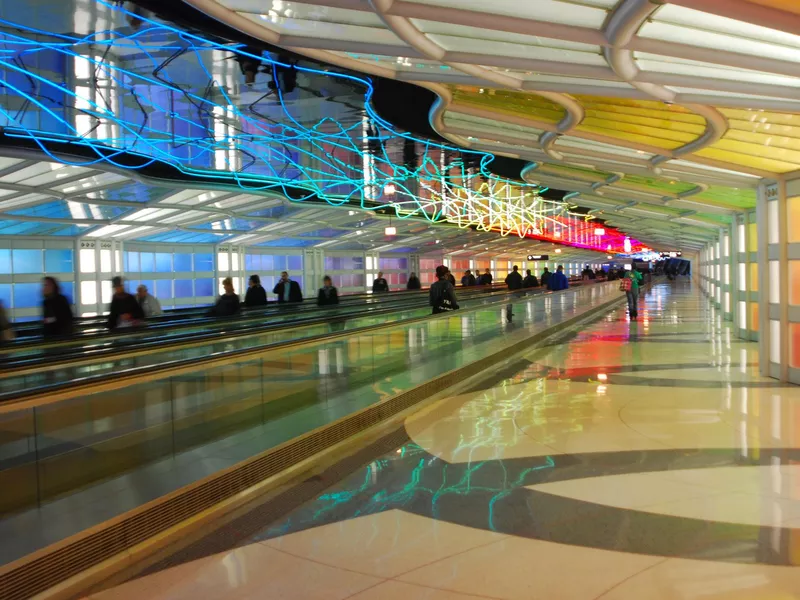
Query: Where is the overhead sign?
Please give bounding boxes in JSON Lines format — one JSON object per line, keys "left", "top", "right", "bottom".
{"left": 527, "top": 254, "right": 550, "bottom": 260}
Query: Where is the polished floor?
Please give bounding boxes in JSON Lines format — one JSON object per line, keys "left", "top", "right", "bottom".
{"left": 90, "top": 280, "right": 800, "bottom": 599}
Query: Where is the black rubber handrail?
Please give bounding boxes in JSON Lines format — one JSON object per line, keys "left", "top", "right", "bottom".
{"left": 0, "top": 282, "right": 582, "bottom": 403}
{"left": 3, "top": 284, "right": 508, "bottom": 353}
{"left": 0, "top": 286, "right": 517, "bottom": 374}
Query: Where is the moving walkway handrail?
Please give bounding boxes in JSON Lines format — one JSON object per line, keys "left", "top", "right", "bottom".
{"left": 5, "top": 283, "right": 510, "bottom": 348}
{"left": 9, "top": 284, "right": 500, "bottom": 336}
{"left": 0, "top": 285, "right": 515, "bottom": 376}
{"left": 0, "top": 284, "right": 507, "bottom": 361}
{"left": 0, "top": 281, "right": 600, "bottom": 408}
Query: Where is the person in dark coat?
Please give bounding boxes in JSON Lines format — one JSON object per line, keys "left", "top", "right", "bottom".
{"left": 42, "top": 276, "right": 74, "bottom": 337}
{"left": 505, "top": 265, "right": 523, "bottom": 290}
{"left": 406, "top": 273, "right": 421, "bottom": 290}
{"left": 522, "top": 269, "right": 539, "bottom": 288}
{"left": 540, "top": 267, "right": 552, "bottom": 288}
{"left": 446, "top": 269, "right": 456, "bottom": 286}
{"left": 0, "top": 300, "right": 13, "bottom": 342}
{"left": 478, "top": 269, "right": 493, "bottom": 285}
{"left": 209, "top": 276, "right": 241, "bottom": 316}
{"left": 317, "top": 276, "right": 339, "bottom": 306}
{"left": 273, "top": 271, "right": 303, "bottom": 303}
{"left": 430, "top": 265, "right": 459, "bottom": 314}
{"left": 244, "top": 274, "right": 268, "bottom": 307}
{"left": 461, "top": 270, "right": 476, "bottom": 286}
{"left": 372, "top": 271, "right": 389, "bottom": 293}
{"left": 107, "top": 276, "right": 144, "bottom": 329}
{"left": 548, "top": 266, "right": 569, "bottom": 291}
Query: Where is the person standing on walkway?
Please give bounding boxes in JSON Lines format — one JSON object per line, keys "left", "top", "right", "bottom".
{"left": 42, "top": 276, "right": 73, "bottom": 338}
{"left": 505, "top": 265, "right": 523, "bottom": 290}
{"left": 407, "top": 272, "right": 421, "bottom": 290}
{"left": 547, "top": 266, "right": 569, "bottom": 291}
{"left": 108, "top": 276, "right": 144, "bottom": 329}
{"left": 317, "top": 275, "right": 339, "bottom": 306}
{"left": 540, "top": 267, "right": 552, "bottom": 289}
{"left": 523, "top": 269, "right": 539, "bottom": 288}
{"left": 210, "top": 276, "right": 241, "bottom": 317}
{"left": 0, "top": 300, "right": 13, "bottom": 342}
{"left": 136, "top": 284, "right": 163, "bottom": 318}
{"left": 372, "top": 271, "right": 389, "bottom": 293}
{"left": 461, "top": 270, "right": 476, "bottom": 287}
{"left": 244, "top": 274, "right": 268, "bottom": 307}
{"left": 479, "top": 269, "right": 493, "bottom": 286}
{"left": 273, "top": 271, "right": 303, "bottom": 304}
{"left": 430, "top": 265, "right": 459, "bottom": 314}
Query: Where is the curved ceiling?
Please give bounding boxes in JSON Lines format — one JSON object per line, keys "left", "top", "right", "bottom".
{"left": 0, "top": 0, "right": 633, "bottom": 263}
{"left": 183, "top": 0, "right": 800, "bottom": 250}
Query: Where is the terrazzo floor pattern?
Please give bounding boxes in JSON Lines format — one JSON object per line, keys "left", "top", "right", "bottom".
{"left": 90, "top": 281, "right": 800, "bottom": 600}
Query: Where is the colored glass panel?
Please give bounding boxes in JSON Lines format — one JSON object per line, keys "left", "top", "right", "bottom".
{"left": 12, "top": 249, "right": 42, "bottom": 274}
{"left": 790, "top": 196, "right": 800, "bottom": 243}
{"left": 791, "top": 261, "right": 800, "bottom": 305}
{"left": 791, "top": 323, "right": 800, "bottom": 369}
{"left": 449, "top": 87, "right": 565, "bottom": 124}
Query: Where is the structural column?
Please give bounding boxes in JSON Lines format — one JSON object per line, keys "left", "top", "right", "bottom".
{"left": 757, "top": 181, "right": 782, "bottom": 380}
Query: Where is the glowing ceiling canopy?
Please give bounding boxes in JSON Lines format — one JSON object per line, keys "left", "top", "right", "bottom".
{"left": 0, "top": 0, "right": 642, "bottom": 253}
{"left": 188, "top": 0, "right": 800, "bottom": 250}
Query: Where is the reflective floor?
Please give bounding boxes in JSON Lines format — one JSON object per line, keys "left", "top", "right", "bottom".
{"left": 90, "top": 280, "right": 800, "bottom": 599}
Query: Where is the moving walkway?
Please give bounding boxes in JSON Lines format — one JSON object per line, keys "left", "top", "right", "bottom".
{"left": 0, "top": 284, "right": 542, "bottom": 396}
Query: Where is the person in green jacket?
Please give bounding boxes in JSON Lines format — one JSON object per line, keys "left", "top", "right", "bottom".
{"left": 624, "top": 266, "right": 644, "bottom": 318}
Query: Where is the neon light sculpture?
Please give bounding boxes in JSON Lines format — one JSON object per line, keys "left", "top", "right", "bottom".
{"left": 0, "top": 1, "right": 642, "bottom": 253}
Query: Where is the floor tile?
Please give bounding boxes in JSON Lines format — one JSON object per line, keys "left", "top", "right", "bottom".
{"left": 90, "top": 543, "right": 381, "bottom": 600}
{"left": 398, "top": 537, "right": 663, "bottom": 600}
{"left": 263, "top": 510, "right": 506, "bottom": 579}
{"left": 597, "top": 557, "right": 800, "bottom": 599}
{"left": 349, "top": 580, "right": 501, "bottom": 600}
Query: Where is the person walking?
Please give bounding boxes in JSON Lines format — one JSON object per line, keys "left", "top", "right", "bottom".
{"left": 317, "top": 275, "right": 339, "bottom": 306}
{"left": 429, "top": 265, "right": 459, "bottom": 314}
{"left": 522, "top": 269, "right": 539, "bottom": 288}
{"left": 244, "top": 274, "right": 268, "bottom": 307}
{"left": 107, "top": 276, "right": 144, "bottom": 329}
{"left": 136, "top": 284, "right": 163, "bottom": 318}
{"left": 273, "top": 271, "right": 303, "bottom": 304}
{"left": 209, "top": 276, "right": 241, "bottom": 316}
{"left": 42, "top": 276, "right": 74, "bottom": 337}
{"left": 547, "top": 266, "right": 569, "bottom": 291}
{"left": 505, "top": 265, "right": 523, "bottom": 290}
{"left": 406, "top": 272, "right": 421, "bottom": 290}
{"left": 623, "top": 267, "right": 644, "bottom": 318}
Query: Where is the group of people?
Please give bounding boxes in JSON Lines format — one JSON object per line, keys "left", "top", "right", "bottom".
{"left": 459, "top": 269, "right": 494, "bottom": 287}
{"left": 502, "top": 265, "right": 569, "bottom": 292}
{"left": 0, "top": 261, "right": 593, "bottom": 342}
{"left": 210, "top": 272, "right": 307, "bottom": 318}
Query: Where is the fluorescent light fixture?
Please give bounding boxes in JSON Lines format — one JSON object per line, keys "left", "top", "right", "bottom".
{"left": 594, "top": 228, "right": 605, "bottom": 236}
{"left": 385, "top": 226, "right": 397, "bottom": 236}
{"left": 383, "top": 183, "right": 396, "bottom": 196}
